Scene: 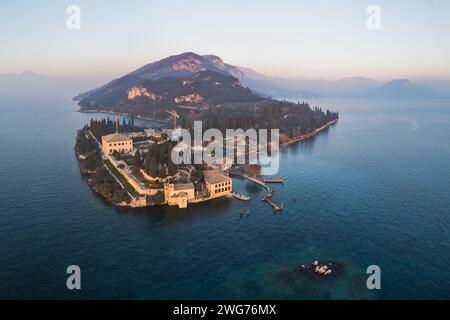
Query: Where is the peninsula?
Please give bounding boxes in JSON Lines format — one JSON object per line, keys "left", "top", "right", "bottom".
{"left": 74, "top": 53, "right": 338, "bottom": 209}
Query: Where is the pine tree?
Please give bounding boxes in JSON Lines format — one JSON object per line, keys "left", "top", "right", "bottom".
{"left": 145, "top": 156, "right": 158, "bottom": 177}
{"left": 167, "top": 159, "right": 177, "bottom": 176}
{"left": 133, "top": 150, "right": 142, "bottom": 169}
{"left": 157, "top": 165, "right": 166, "bottom": 179}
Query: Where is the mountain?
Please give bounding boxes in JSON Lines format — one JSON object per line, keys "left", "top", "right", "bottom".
{"left": 362, "top": 79, "right": 442, "bottom": 99}
{"left": 75, "top": 52, "right": 447, "bottom": 115}
{"left": 76, "top": 52, "right": 318, "bottom": 104}
{"left": 127, "top": 52, "right": 244, "bottom": 81}
{"left": 75, "top": 52, "right": 340, "bottom": 137}
{"left": 0, "top": 71, "right": 102, "bottom": 97}
{"left": 76, "top": 52, "right": 246, "bottom": 101}
{"left": 76, "top": 53, "right": 265, "bottom": 119}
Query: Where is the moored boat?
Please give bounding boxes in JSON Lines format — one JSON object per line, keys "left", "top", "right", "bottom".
{"left": 232, "top": 192, "right": 251, "bottom": 201}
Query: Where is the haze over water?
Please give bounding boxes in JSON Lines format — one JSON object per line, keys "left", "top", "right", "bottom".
{"left": 0, "top": 97, "right": 449, "bottom": 299}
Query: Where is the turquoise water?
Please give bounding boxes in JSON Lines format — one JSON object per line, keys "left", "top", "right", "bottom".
{"left": 0, "top": 97, "right": 449, "bottom": 299}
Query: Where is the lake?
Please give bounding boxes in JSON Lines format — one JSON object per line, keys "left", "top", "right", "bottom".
{"left": 0, "top": 96, "right": 449, "bottom": 299}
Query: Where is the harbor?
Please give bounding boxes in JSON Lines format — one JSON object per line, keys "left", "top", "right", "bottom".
{"left": 230, "top": 172, "right": 284, "bottom": 212}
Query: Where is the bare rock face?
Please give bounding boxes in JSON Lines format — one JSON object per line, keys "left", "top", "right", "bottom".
{"left": 127, "top": 87, "right": 160, "bottom": 101}
{"left": 174, "top": 93, "right": 204, "bottom": 104}
{"left": 172, "top": 57, "right": 208, "bottom": 73}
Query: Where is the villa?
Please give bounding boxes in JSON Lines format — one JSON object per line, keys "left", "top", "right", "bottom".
{"left": 164, "top": 171, "right": 233, "bottom": 208}
{"left": 204, "top": 170, "right": 233, "bottom": 199}
{"left": 102, "top": 133, "right": 133, "bottom": 154}
{"left": 97, "top": 129, "right": 233, "bottom": 209}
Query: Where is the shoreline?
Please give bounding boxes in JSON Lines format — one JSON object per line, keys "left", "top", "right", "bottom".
{"left": 77, "top": 109, "right": 169, "bottom": 124}
{"left": 281, "top": 119, "right": 338, "bottom": 147}
{"left": 75, "top": 114, "right": 338, "bottom": 210}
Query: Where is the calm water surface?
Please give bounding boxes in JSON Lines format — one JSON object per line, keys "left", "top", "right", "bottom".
{"left": 0, "top": 97, "right": 449, "bottom": 299}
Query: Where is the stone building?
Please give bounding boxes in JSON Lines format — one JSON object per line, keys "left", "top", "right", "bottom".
{"left": 164, "top": 183, "right": 195, "bottom": 209}
{"left": 204, "top": 170, "right": 233, "bottom": 198}
{"left": 102, "top": 133, "right": 133, "bottom": 155}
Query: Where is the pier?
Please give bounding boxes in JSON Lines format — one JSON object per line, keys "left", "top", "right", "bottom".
{"left": 258, "top": 176, "right": 285, "bottom": 184}
{"left": 230, "top": 172, "right": 284, "bottom": 212}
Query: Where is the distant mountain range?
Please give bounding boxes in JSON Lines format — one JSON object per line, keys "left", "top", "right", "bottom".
{"left": 1, "top": 52, "right": 448, "bottom": 100}
{"left": 361, "top": 79, "right": 445, "bottom": 99}
{"left": 238, "top": 72, "right": 446, "bottom": 99}
{"left": 244, "top": 76, "right": 381, "bottom": 98}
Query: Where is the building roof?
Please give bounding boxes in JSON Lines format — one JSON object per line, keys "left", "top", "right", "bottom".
{"left": 173, "top": 183, "right": 194, "bottom": 191}
{"left": 204, "top": 170, "right": 231, "bottom": 185}
{"left": 102, "top": 133, "right": 132, "bottom": 143}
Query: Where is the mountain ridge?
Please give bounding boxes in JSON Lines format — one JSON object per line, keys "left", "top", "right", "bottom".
{"left": 75, "top": 54, "right": 266, "bottom": 120}
{"left": 362, "top": 79, "right": 445, "bottom": 99}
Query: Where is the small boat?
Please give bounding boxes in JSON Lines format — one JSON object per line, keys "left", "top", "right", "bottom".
{"left": 233, "top": 192, "right": 250, "bottom": 201}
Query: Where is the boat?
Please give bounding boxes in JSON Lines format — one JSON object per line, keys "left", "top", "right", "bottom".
{"left": 232, "top": 192, "right": 251, "bottom": 201}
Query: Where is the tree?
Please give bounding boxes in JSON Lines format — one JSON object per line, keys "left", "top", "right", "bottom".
{"left": 167, "top": 160, "right": 177, "bottom": 177}
{"left": 133, "top": 150, "right": 142, "bottom": 169}
{"left": 157, "top": 165, "right": 166, "bottom": 179}
{"left": 145, "top": 155, "right": 158, "bottom": 177}
{"left": 158, "top": 143, "right": 167, "bottom": 164}
{"left": 167, "top": 143, "right": 177, "bottom": 176}
{"left": 112, "top": 151, "right": 121, "bottom": 160}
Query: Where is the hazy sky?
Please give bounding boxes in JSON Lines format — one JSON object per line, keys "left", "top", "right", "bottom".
{"left": 1, "top": 0, "right": 449, "bottom": 81}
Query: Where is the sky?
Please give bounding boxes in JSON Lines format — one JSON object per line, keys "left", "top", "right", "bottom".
{"left": 0, "top": 0, "right": 449, "bottom": 82}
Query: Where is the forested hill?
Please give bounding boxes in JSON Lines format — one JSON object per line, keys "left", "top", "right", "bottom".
{"left": 75, "top": 52, "right": 338, "bottom": 139}
{"left": 76, "top": 70, "right": 264, "bottom": 120}
{"left": 180, "top": 100, "right": 338, "bottom": 140}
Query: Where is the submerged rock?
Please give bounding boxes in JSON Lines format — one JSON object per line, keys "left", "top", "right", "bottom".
{"left": 300, "top": 260, "right": 338, "bottom": 277}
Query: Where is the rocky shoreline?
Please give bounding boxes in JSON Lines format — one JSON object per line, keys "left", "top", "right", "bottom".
{"left": 75, "top": 147, "right": 132, "bottom": 208}
{"left": 282, "top": 119, "right": 338, "bottom": 147}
